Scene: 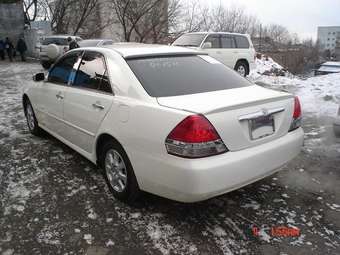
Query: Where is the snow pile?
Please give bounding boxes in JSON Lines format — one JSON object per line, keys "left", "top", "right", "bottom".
{"left": 250, "top": 56, "right": 288, "bottom": 79}
{"left": 249, "top": 57, "right": 340, "bottom": 117}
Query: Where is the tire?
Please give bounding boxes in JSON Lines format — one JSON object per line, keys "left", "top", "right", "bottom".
{"left": 41, "top": 61, "right": 52, "bottom": 70}
{"left": 100, "top": 140, "right": 140, "bottom": 203}
{"left": 24, "top": 99, "right": 42, "bottom": 136}
{"left": 234, "top": 61, "right": 249, "bottom": 77}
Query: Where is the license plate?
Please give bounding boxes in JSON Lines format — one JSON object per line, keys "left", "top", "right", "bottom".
{"left": 249, "top": 115, "right": 275, "bottom": 140}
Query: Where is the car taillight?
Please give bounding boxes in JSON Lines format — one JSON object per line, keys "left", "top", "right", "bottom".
{"left": 289, "top": 96, "right": 302, "bottom": 132}
{"left": 165, "top": 115, "right": 228, "bottom": 158}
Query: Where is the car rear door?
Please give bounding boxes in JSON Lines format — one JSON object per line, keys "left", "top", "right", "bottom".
{"left": 62, "top": 51, "right": 113, "bottom": 153}
{"left": 35, "top": 52, "right": 81, "bottom": 135}
{"left": 234, "top": 35, "right": 254, "bottom": 67}
{"left": 219, "top": 34, "right": 238, "bottom": 68}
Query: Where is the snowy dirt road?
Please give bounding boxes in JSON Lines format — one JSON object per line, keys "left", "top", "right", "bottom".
{"left": 0, "top": 61, "right": 339, "bottom": 255}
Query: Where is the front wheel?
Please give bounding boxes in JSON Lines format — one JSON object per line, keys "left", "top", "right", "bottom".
{"left": 234, "top": 61, "right": 249, "bottom": 77}
{"left": 24, "top": 100, "right": 42, "bottom": 136}
{"left": 100, "top": 140, "right": 140, "bottom": 203}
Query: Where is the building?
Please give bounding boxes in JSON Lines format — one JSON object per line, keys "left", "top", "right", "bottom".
{"left": 317, "top": 26, "right": 340, "bottom": 53}
{"left": 0, "top": 0, "right": 24, "bottom": 43}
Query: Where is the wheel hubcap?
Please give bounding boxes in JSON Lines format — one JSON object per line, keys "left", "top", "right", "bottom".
{"left": 26, "top": 104, "right": 35, "bottom": 130}
{"left": 105, "top": 149, "right": 127, "bottom": 193}
{"left": 237, "top": 65, "right": 246, "bottom": 76}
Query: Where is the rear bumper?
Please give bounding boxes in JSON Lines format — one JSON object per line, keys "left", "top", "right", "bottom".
{"left": 138, "top": 128, "right": 304, "bottom": 202}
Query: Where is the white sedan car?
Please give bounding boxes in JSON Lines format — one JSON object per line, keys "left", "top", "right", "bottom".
{"left": 23, "top": 44, "right": 304, "bottom": 203}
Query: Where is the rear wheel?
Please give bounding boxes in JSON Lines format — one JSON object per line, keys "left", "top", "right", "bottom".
{"left": 100, "top": 140, "right": 140, "bottom": 203}
{"left": 24, "top": 99, "right": 42, "bottom": 136}
{"left": 234, "top": 61, "right": 249, "bottom": 77}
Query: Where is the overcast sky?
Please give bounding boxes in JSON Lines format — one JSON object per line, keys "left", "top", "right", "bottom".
{"left": 196, "top": 0, "right": 340, "bottom": 39}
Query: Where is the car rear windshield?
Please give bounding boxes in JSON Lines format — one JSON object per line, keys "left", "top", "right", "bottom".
{"left": 172, "top": 34, "right": 206, "bottom": 47}
{"left": 127, "top": 55, "right": 251, "bottom": 97}
{"left": 42, "top": 37, "right": 68, "bottom": 46}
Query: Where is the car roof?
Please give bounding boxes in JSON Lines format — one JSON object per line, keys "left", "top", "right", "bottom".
{"left": 185, "top": 32, "right": 249, "bottom": 37}
{"left": 322, "top": 61, "right": 340, "bottom": 67}
{"left": 44, "top": 35, "right": 81, "bottom": 39}
{"left": 102, "top": 43, "right": 206, "bottom": 59}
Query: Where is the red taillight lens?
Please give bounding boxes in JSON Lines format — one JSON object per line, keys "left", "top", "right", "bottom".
{"left": 289, "top": 96, "right": 302, "bottom": 132}
{"left": 165, "top": 115, "right": 228, "bottom": 158}
{"left": 167, "top": 115, "right": 219, "bottom": 143}
{"left": 293, "top": 96, "right": 301, "bottom": 119}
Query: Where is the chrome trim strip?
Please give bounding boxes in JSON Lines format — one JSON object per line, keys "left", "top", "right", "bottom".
{"left": 238, "top": 107, "right": 285, "bottom": 121}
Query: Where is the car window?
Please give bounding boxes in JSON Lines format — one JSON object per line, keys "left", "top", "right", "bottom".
{"left": 235, "top": 35, "right": 250, "bottom": 48}
{"left": 42, "top": 37, "right": 68, "bottom": 46}
{"left": 221, "top": 35, "right": 236, "bottom": 48}
{"left": 102, "top": 40, "right": 113, "bottom": 46}
{"left": 172, "top": 34, "right": 206, "bottom": 47}
{"left": 204, "top": 35, "right": 221, "bottom": 48}
{"left": 73, "top": 51, "right": 112, "bottom": 94}
{"left": 48, "top": 53, "right": 80, "bottom": 84}
{"left": 127, "top": 55, "right": 251, "bottom": 97}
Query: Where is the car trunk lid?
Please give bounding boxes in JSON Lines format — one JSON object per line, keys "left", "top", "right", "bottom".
{"left": 157, "top": 85, "right": 295, "bottom": 151}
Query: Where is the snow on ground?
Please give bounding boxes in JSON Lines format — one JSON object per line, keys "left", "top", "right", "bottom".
{"left": 249, "top": 58, "right": 340, "bottom": 118}
{"left": 1, "top": 61, "right": 340, "bottom": 255}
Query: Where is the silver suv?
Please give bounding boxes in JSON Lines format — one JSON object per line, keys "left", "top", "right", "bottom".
{"left": 39, "top": 35, "right": 82, "bottom": 69}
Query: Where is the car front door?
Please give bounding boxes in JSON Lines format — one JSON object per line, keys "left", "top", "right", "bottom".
{"left": 62, "top": 51, "right": 113, "bottom": 153}
{"left": 201, "top": 34, "right": 224, "bottom": 64}
{"left": 35, "top": 52, "right": 81, "bottom": 135}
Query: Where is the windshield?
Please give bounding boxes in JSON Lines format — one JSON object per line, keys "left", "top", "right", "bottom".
{"left": 172, "top": 34, "right": 206, "bottom": 47}
{"left": 127, "top": 55, "right": 251, "bottom": 97}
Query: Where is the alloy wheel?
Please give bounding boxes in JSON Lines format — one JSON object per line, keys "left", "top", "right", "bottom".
{"left": 105, "top": 149, "right": 128, "bottom": 193}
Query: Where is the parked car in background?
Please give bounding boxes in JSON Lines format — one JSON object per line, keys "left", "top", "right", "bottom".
{"left": 23, "top": 44, "right": 303, "bottom": 203}
{"left": 315, "top": 61, "right": 340, "bottom": 76}
{"left": 334, "top": 105, "right": 340, "bottom": 137}
{"left": 39, "top": 35, "right": 82, "bottom": 69}
{"left": 172, "top": 32, "right": 256, "bottom": 77}
{"left": 78, "top": 39, "right": 114, "bottom": 47}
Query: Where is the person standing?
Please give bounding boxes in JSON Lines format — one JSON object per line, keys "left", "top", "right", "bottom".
{"left": 16, "top": 37, "right": 27, "bottom": 62}
{"left": 0, "top": 39, "right": 5, "bottom": 60}
{"left": 5, "top": 37, "right": 14, "bottom": 62}
{"left": 67, "top": 37, "right": 79, "bottom": 50}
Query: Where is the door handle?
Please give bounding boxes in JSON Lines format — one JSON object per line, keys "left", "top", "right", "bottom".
{"left": 92, "top": 102, "right": 105, "bottom": 110}
{"left": 216, "top": 51, "right": 222, "bottom": 54}
{"left": 56, "top": 93, "right": 64, "bottom": 100}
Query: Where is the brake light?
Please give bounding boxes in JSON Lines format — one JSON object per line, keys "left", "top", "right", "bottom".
{"left": 289, "top": 96, "right": 302, "bottom": 131}
{"left": 165, "top": 115, "right": 228, "bottom": 158}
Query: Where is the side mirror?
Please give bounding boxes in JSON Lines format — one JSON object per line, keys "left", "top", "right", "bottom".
{"left": 33, "top": 73, "right": 45, "bottom": 82}
{"left": 202, "top": 42, "right": 212, "bottom": 49}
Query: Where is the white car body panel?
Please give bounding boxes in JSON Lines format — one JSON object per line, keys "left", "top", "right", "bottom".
{"left": 23, "top": 44, "right": 303, "bottom": 202}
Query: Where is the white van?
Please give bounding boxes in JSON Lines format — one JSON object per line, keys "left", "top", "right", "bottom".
{"left": 172, "top": 32, "right": 256, "bottom": 76}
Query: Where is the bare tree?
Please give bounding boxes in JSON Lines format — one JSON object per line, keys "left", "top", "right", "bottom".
{"left": 39, "top": 0, "right": 101, "bottom": 36}
{"left": 264, "top": 24, "right": 291, "bottom": 44}
{"left": 110, "top": 0, "right": 175, "bottom": 42}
